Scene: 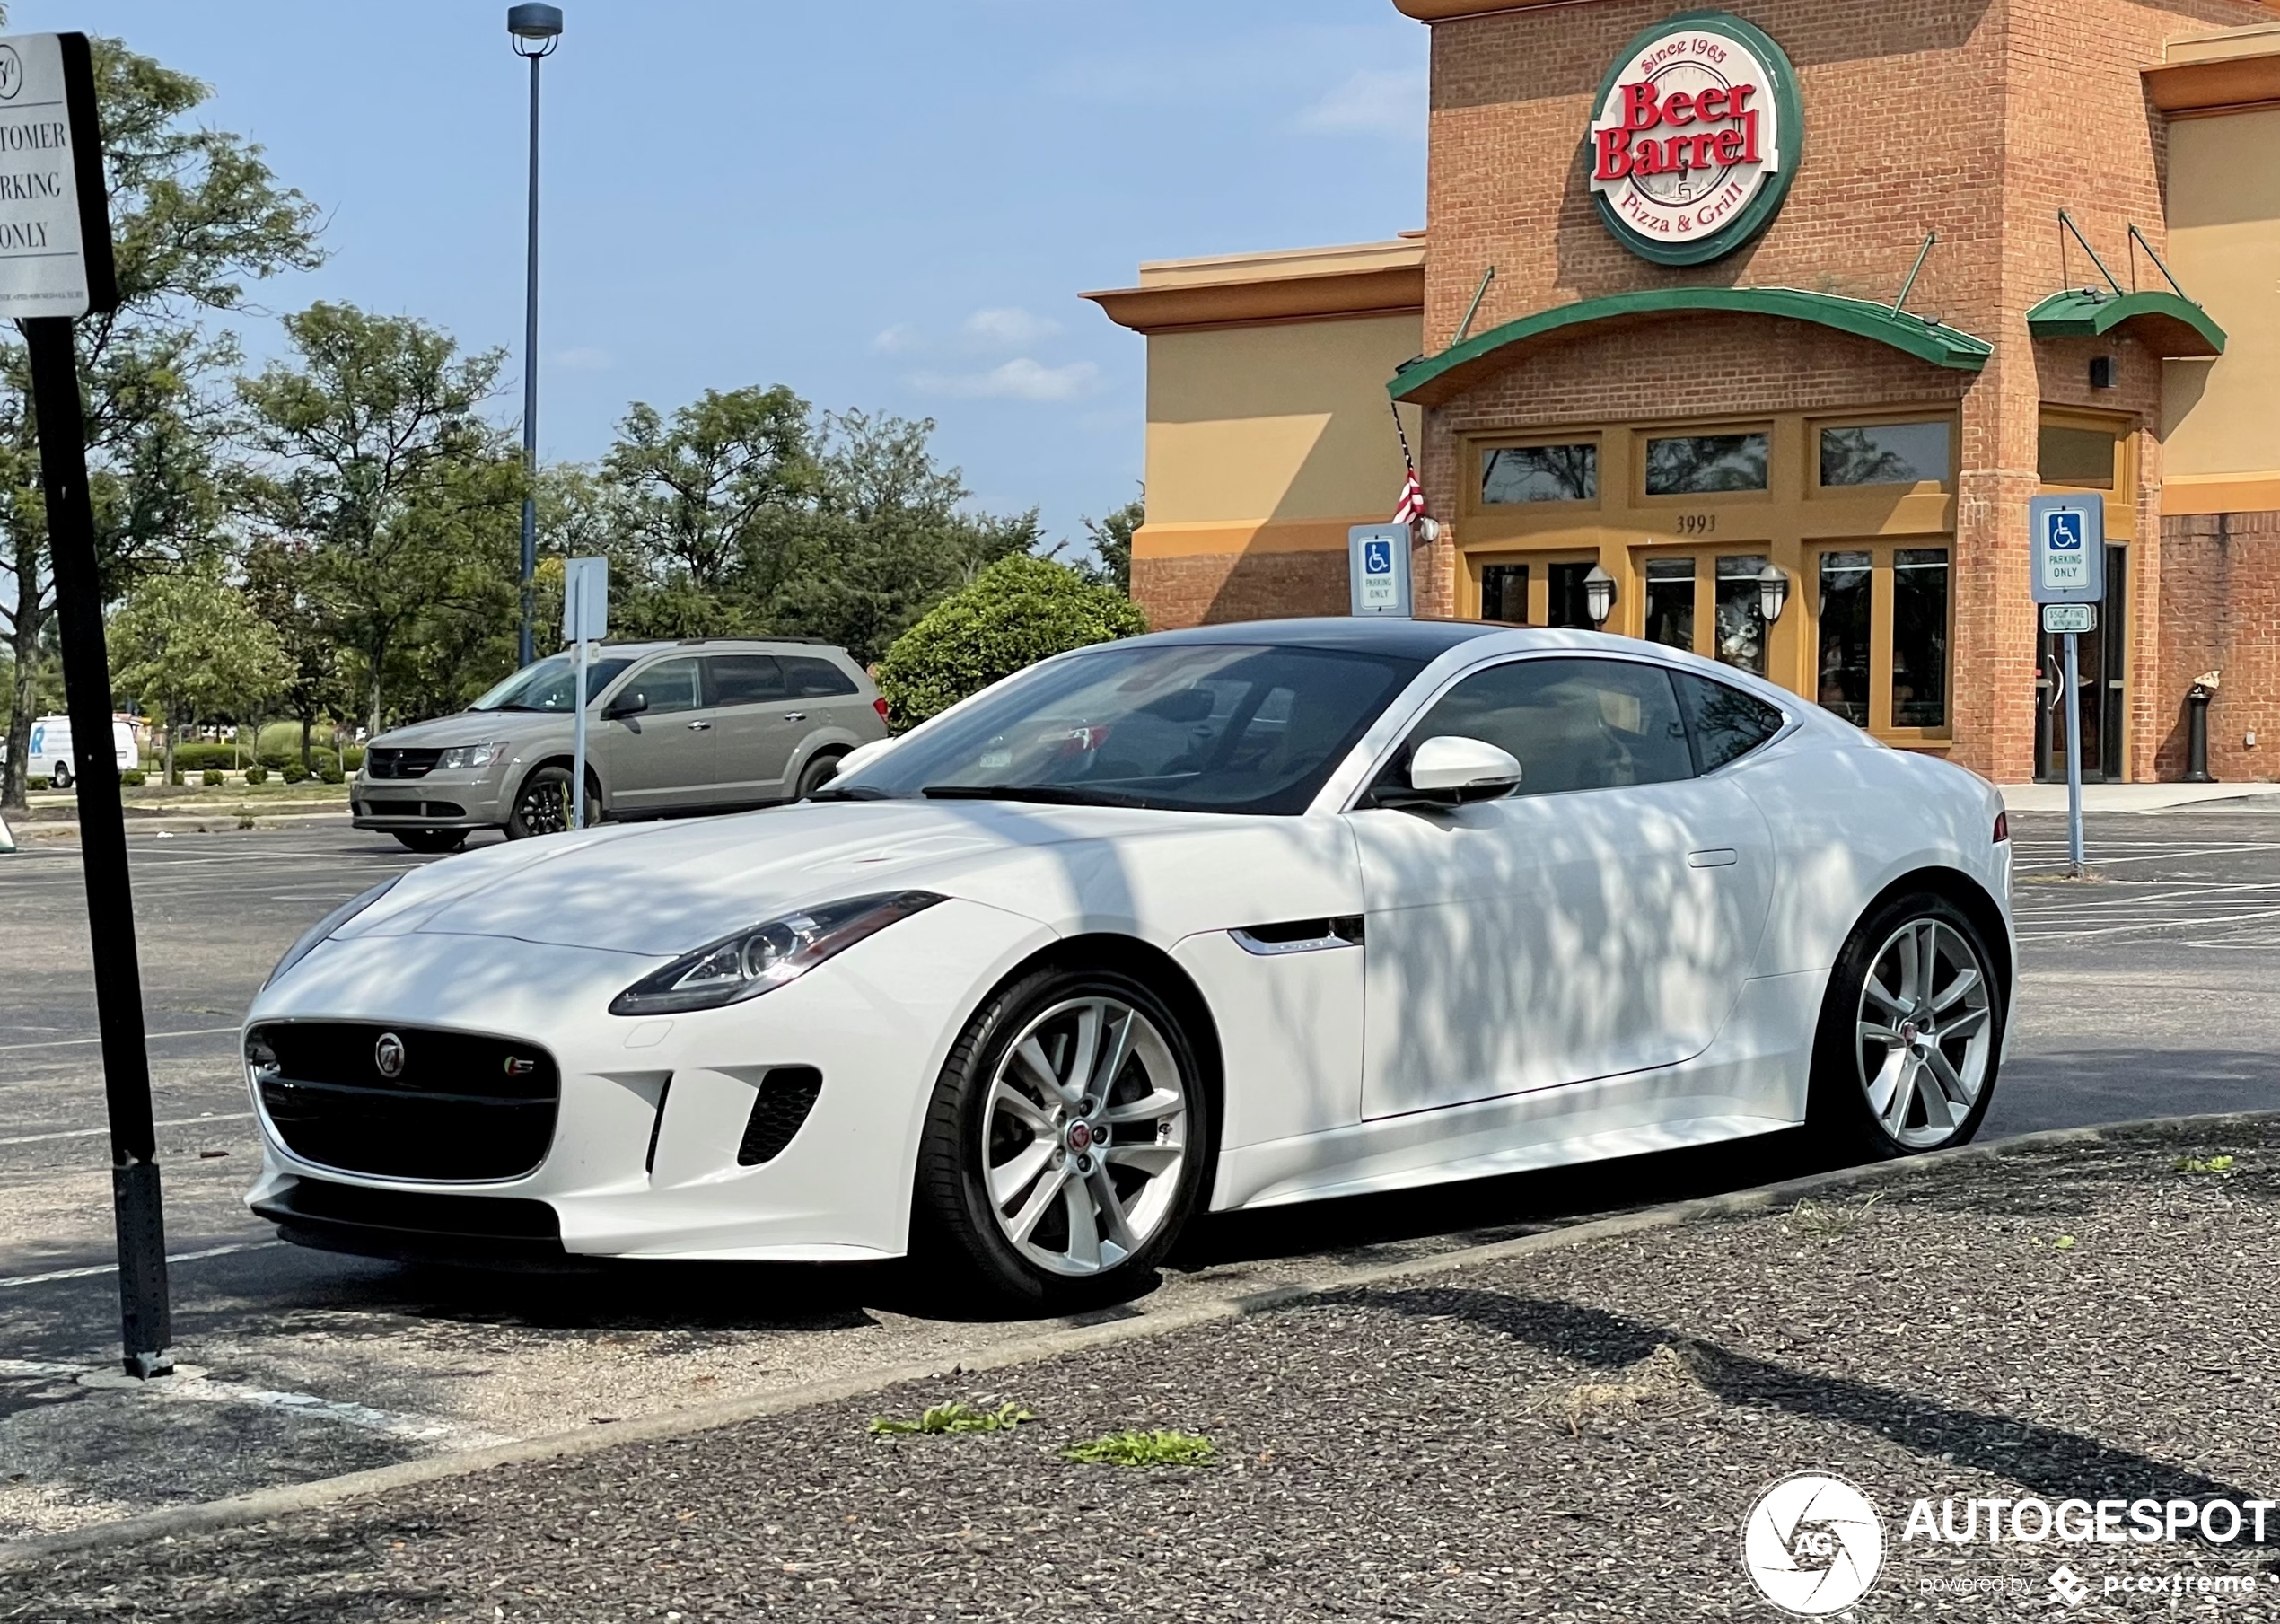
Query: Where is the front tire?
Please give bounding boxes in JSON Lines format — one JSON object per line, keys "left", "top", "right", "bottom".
{"left": 504, "top": 764, "right": 602, "bottom": 839}
{"left": 1808, "top": 891, "right": 2003, "bottom": 1160}
{"left": 913, "top": 966, "right": 1209, "bottom": 1307}
{"left": 48, "top": 762, "right": 69, "bottom": 789}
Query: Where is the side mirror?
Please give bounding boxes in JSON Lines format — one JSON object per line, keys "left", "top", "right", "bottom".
{"left": 603, "top": 690, "right": 648, "bottom": 721}
{"left": 1396, "top": 735, "right": 1522, "bottom": 805}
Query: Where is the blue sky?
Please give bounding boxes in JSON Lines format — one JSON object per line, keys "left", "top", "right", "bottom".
{"left": 14, "top": 1, "right": 1427, "bottom": 548}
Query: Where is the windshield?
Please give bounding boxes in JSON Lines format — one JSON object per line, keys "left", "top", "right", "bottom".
{"left": 831, "top": 642, "right": 1424, "bottom": 815}
{"left": 469, "top": 654, "right": 636, "bottom": 713}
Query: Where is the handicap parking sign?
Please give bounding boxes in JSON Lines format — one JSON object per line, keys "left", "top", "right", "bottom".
{"left": 2028, "top": 495, "right": 2102, "bottom": 604}
{"left": 1347, "top": 524, "right": 1413, "bottom": 618}
{"left": 1364, "top": 538, "right": 1392, "bottom": 576}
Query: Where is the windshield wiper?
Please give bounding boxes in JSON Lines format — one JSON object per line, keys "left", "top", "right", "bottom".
{"left": 806, "top": 784, "right": 894, "bottom": 802}
{"left": 921, "top": 784, "right": 1151, "bottom": 808}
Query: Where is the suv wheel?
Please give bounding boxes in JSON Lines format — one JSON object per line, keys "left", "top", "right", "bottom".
{"left": 505, "top": 764, "right": 602, "bottom": 839}
{"left": 794, "top": 751, "right": 845, "bottom": 801}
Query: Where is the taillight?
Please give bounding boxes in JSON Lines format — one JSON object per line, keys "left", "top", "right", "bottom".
{"left": 1993, "top": 811, "right": 2009, "bottom": 843}
{"left": 873, "top": 697, "right": 890, "bottom": 724}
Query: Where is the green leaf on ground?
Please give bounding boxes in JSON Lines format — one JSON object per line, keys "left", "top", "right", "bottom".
{"left": 2052, "top": 1234, "right": 2077, "bottom": 1251}
{"left": 868, "top": 1400, "right": 1030, "bottom": 1436}
{"left": 2174, "top": 1154, "right": 2236, "bottom": 1175}
{"left": 1061, "top": 1429, "right": 1216, "bottom": 1467}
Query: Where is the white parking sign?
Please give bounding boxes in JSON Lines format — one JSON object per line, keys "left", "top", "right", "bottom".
{"left": 1348, "top": 524, "right": 1413, "bottom": 618}
{"left": 2028, "top": 495, "right": 2103, "bottom": 604}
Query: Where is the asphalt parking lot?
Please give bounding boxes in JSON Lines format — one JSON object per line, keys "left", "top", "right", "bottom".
{"left": 4, "top": 803, "right": 2279, "bottom": 1539}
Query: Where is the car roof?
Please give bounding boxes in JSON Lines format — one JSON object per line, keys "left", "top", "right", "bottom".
{"left": 590, "top": 637, "right": 847, "bottom": 659}
{"left": 1120, "top": 617, "right": 1506, "bottom": 661}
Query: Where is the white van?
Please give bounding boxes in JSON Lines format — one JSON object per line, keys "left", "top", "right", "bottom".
{"left": 21, "top": 715, "right": 140, "bottom": 788}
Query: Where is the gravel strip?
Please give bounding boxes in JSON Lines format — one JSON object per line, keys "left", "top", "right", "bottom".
{"left": 10, "top": 1121, "right": 2280, "bottom": 1621}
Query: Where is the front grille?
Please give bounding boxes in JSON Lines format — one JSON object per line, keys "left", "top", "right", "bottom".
{"left": 737, "top": 1067, "right": 823, "bottom": 1165}
{"left": 253, "top": 1178, "right": 564, "bottom": 1264}
{"left": 359, "top": 799, "right": 466, "bottom": 820}
{"left": 249, "top": 1022, "right": 558, "bottom": 1181}
{"left": 367, "top": 748, "right": 442, "bottom": 780}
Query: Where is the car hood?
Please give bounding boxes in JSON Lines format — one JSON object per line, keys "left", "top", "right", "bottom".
{"left": 370, "top": 711, "right": 565, "bottom": 749}
{"left": 340, "top": 798, "right": 1223, "bottom": 958}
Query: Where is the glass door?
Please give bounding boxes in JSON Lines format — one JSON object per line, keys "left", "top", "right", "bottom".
{"left": 1634, "top": 549, "right": 1771, "bottom": 676}
{"left": 2035, "top": 546, "right": 2127, "bottom": 782}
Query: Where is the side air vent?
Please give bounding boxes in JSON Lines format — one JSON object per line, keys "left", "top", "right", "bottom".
{"left": 737, "top": 1067, "right": 822, "bottom": 1166}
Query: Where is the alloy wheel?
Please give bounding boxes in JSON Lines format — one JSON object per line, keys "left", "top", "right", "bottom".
{"left": 1855, "top": 917, "right": 1994, "bottom": 1149}
{"left": 515, "top": 778, "right": 569, "bottom": 836}
{"left": 980, "top": 995, "right": 1188, "bottom": 1277}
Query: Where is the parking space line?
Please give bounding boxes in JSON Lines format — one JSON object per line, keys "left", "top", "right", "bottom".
{"left": 0, "top": 1112, "right": 254, "bottom": 1148}
{"left": 2017, "top": 907, "right": 2280, "bottom": 942}
{"left": 0, "top": 1241, "right": 284, "bottom": 1291}
{"left": 0, "top": 1027, "right": 239, "bottom": 1054}
{"left": 111, "top": 1374, "right": 513, "bottom": 1450}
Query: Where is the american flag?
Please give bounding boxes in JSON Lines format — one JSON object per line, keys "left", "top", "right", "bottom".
{"left": 1391, "top": 466, "right": 1429, "bottom": 526}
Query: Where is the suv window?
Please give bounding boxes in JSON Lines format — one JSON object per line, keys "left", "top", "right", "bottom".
{"left": 706, "top": 654, "right": 786, "bottom": 707}
{"left": 1397, "top": 656, "right": 1694, "bottom": 797}
{"left": 781, "top": 655, "right": 859, "bottom": 698}
{"left": 622, "top": 656, "right": 704, "bottom": 715}
{"left": 1673, "top": 672, "right": 1785, "bottom": 771}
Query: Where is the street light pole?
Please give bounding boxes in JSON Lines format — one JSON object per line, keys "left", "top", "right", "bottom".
{"left": 508, "top": 4, "right": 563, "bottom": 669}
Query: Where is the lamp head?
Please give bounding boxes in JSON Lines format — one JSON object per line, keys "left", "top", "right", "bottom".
{"left": 508, "top": 4, "right": 564, "bottom": 55}
{"left": 1583, "top": 564, "right": 1616, "bottom": 629}
{"left": 1756, "top": 562, "right": 1789, "bottom": 626}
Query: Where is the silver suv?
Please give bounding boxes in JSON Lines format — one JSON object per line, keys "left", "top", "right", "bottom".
{"left": 352, "top": 638, "right": 889, "bottom": 853}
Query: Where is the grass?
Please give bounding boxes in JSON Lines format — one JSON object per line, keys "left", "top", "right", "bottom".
{"left": 1545, "top": 1342, "right": 1713, "bottom": 1436}
{"left": 1060, "top": 1429, "right": 1216, "bottom": 1467}
{"left": 1785, "top": 1192, "right": 1884, "bottom": 1238}
{"left": 2174, "top": 1154, "right": 2237, "bottom": 1176}
{"left": 868, "top": 1400, "right": 1030, "bottom": 1436}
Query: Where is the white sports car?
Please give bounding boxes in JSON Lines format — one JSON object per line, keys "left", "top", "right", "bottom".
{"left": 243, "top": 619, "right": 2013, "bottom": 1304}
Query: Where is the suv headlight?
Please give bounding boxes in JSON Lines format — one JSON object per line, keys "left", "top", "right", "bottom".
{"left": 263, "top": 874, "right": 404, "bottom": 988}
{"left": 436, "top": 742, "right": 510, "bottom": 770}
{"left": 609, "top": 891, "right": 944, "bottom": 1016}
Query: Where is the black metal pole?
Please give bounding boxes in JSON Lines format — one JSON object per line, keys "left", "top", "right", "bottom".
{"left": 24, "top": 316, "right": 172, "bottom": 1377}
{"left": 2184, "top": 687, "right": 2214, "bottom": 784}
{"left": 517, "top": 48, "right": 541, "bottom": 670}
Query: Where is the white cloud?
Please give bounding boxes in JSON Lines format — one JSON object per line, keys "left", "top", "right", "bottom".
{"left": 871, "top": 323, "right": 920, "bottom": 355}
{"left": 909, "top": 357, "right": 1101, "bottom": 402}
{"left": 553, "top": 346, "right": 614, "bottom": 371}
{"left": 1293, "top": 67, "right": 1426, "bottom": 137}
{"left": 963, "top": 306, "right": 1062, "bottom": 348}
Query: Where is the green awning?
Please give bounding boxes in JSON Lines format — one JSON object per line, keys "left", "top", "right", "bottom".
{"left": 2025, "top": 288, "right": 2224, "bottom": 358}
{"left": 1388, "top": 286, "right": 1994, "bottom": 406}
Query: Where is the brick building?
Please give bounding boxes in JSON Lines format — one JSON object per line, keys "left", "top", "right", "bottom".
{"left": 1086, "top": 1, "right": 2280, "bottom": 784}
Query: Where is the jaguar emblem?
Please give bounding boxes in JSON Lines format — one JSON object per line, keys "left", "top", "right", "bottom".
{"left": 373, "top": 1031, "right": 407, "bottom": 1080}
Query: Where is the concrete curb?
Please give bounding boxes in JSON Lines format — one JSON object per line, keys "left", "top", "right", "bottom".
{"left": 4, "top": 1107, "right": 2271, "bottom": 1570}
{"left": 14, "top": 811, "right": 354, "bottom": 840}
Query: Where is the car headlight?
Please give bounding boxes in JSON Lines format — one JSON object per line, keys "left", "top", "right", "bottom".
{"left": 435, "top": 742, "right": 510, "bottom": 770}
{"left": 609, "top": 891, "right": 945, "bottom": 1016}
{"left": 263, "top": 874, "right": 404, "bottom": 989}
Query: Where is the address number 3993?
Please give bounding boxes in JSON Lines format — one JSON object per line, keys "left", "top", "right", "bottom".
{"left": 1676, "top": 514, "right": 1716, "bottom": 536}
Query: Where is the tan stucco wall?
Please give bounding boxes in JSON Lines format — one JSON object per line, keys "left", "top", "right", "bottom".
{"left": 2162, "top": 106, "right": 2280, "bottom": 509}
{"left": 1144, "top": 314, "right": 1425, "bottom": 525}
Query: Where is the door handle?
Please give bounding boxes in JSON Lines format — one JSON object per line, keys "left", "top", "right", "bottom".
{"left": 1688, "top": 847, "right": 1738, "bottom": 868}
{"left": 781, "top": 712, "right": 807, "bottom": 723}
{"left": 686, "top": 720, "right": 712, "bottom": 732}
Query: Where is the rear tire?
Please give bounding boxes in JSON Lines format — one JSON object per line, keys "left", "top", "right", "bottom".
{"left": 48, "top": 762, "right": 69, "bottom": 790}
{"left": 391, "top": 830, "right": 467, "bottom": 854}
{"left": 912, "top": 965, "right": 1210, "bottom": 1309}
{"left": 1807, "top": 890, "right": 2003, "bottom": 1162}
{"left": 794, "top": 751, "right": 844, "bottom": 801}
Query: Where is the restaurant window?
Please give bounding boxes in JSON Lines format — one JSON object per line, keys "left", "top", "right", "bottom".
{"left": 2038, "top": 422, "right": 2118, "bottom": 489}
{"left": 1892, "top": 549, "right": 1950, "bottom": 728}
{"left": 1482, "top": 443, "right": 1597, "bottom": 505}
{"left": 1480, "top": 562, "right": 1529, "bottom": 623}
{"left": 1713, "top": 555, "right": 1770, "bottom": 675}
{"left": 1644, "top": 432, "right": 1768, "bottom": 495}
{"left": 1820, "top": 420, "right": 1950, "bottom": 487}
{"left": 1816, "top": 551, "right": 1872, "bottom": 725}
{"left": 1643, "top": 557, "right": 1694, "bottom": 652}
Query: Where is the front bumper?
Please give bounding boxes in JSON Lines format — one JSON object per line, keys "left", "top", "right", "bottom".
{"left": 352, "top": 773, "right": 508, "bottom": 830}
{"left": 241, "top": 897, "right": 1057, "bottom": 1262}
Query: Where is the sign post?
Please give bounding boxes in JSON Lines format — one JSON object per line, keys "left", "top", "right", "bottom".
{"left": 563, "top": 556, "right": 607, "bottom": 830}
{"left": 2029, "top": 495, "right": 2105, "bottom": 879}
{"left": 1348, "top": 524, "right": 1414, "bottom": 619}
{"left": 9, "top": 33, "right": 168, "bottom": 1374}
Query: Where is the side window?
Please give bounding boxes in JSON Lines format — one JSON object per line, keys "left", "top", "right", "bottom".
{"left": 780, "top": 655, "right": 860, "bottom": 698}
{"left": 1403, "top": 657, "right": 1694, "bottom": 796}
{"left": 624, "top": 657, "right": 704, "bottom": 715}
{"left": 1673, "top": 672, "right": 1785, "bottom": 771}
{"left": 707, "top": 654, "right": 786, "bottom": 707}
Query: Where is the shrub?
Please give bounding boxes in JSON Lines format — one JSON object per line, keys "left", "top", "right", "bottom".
{"left": 281, "top": 761, "right": 310, "bottom": 785}
{"left": 243, "top": 764, "right": 268, "bottom": 786}
{"left": 876, "top": 554, "right": 1146, "bottom": 730}
{"left": 119, "top": 768, "right": 145, "bottom": 787}
{"left": 168, "top": 768, "right": 184, "bottom": 786}
{"left": 170, "top": 742, "right": 238, "bottom": 771}
{"left": 39, "top": 773, "right": 60, "bottom": 791}
{"left": 320, "top": 766, "right": 345, "bottom": 785}
{"left": 341, "top": 746, "right": 364, "bottom": 772}
{"left": 200, "top": 768, "right": 224, "bottom": 787}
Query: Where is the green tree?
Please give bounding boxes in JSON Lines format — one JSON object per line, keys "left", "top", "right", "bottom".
{"left": 109, "top": 565, "right": 291, "bottom": 781}
{"left": 237, "top": 303, "right": 522, "bottom": 734}
{"left": 0, "top": 39, "right": 320, "bottom": 809}
{"left": 241, "top": 537, "right": 350, "bottom": 768}
{"left": 1080, "top": 496, "right": 1143, "bottom": 593}
{"left": 874, "top": 553, "right": 1146, "bottom": 729}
